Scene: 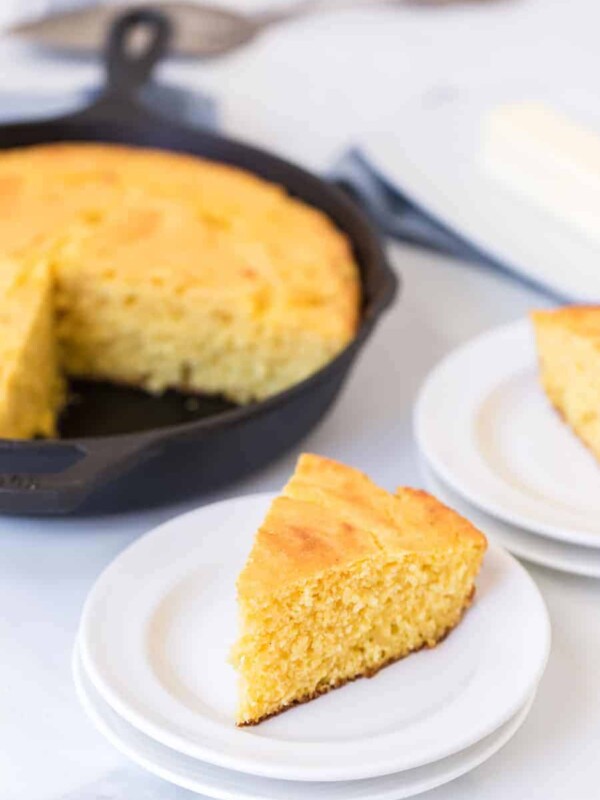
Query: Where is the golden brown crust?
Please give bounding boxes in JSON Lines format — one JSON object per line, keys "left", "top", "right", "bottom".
{"left": 236, "top": 588, "right": 476, "bottom": 727}
{"left": 237, "top": 454, "right": 487, "bottom": 599}
{"left": 531, "top": 306, "right": 600, "bottom": 343}
{"left": 392, "top": 487, "right": 487, "bottom": 549}
{"left": 0, "top": 142, "right": 360, "bottom": 343}
{"left": 236, "top": 493, "right": 380, "bottom": 598}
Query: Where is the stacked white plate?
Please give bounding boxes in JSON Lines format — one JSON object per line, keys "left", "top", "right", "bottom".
{"left": 415, "top": 319, "right": 600, "bottom": 579}
{"left": 74, "top": 492, "right": 550, "bottom": 799}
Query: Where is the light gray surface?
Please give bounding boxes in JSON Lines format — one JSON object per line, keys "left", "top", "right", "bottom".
{"left": 57, "top": 767, "right": 195, "bottom": 799}
{"left": 0, "top": 1, "right": 599, "bottom": 798}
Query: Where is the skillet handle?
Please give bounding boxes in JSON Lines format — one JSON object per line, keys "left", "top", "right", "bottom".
{"left": 0, "top": 436, "right": 157, "bottom": 515}
{"left": 74, "top": 8, "right": 173, "bottom": 124}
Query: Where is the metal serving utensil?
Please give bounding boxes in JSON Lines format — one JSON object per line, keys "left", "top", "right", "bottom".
{"left": 9, "top": 0, "right": 500, "bottom": 60}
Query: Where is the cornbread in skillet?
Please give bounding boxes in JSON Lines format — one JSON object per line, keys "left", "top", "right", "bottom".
{"left": 0, "top": 259, "right": 64, "bottom": 439}
{"left": 231, "top": 454, "right": 487, "bottom": 726}
{"left": 0, "top": 143, "right": 360, "bottom": 435}
{"left": 532, "top": 307, "right": 600, "bottom": 461}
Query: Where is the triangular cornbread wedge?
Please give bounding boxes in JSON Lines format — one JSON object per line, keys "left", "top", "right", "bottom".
{"left": 0, "top": 259, "right": 64, "bottom": 438}
{"left": 231, "top": 454, "right": 487, "bottom": 726}
{"left": 532, "top": 307, "right": 600, "bottom": 462}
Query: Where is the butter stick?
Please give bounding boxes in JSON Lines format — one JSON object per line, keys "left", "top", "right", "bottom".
{"left": 482, "top": 103, "right": 600, "bottom": 245}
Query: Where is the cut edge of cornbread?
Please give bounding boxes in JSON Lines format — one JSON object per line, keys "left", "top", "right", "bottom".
{"left": 531, "top": 306, "right": 600, "bottom": 462}
{"left": 231, "top": 454, "right": 487, "bottom": 727}
{"left": 0, "top": 258, "right": 65, "bottom": 439}
{"left": 233, "top": 587, "right": 476, "bottom": 727}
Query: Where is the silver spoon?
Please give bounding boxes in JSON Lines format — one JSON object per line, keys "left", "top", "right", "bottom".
{"left": 10, "top": 0, "right": 500, "bottom": 60}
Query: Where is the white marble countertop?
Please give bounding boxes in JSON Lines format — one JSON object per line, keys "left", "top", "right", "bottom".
{"left": 0, "top": 1, "right": 599, "bottom": 798}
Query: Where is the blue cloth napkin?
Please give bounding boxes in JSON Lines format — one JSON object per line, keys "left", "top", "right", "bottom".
{"left": 332, "top": 147, "right": 563, "bottom": 298}
{"left": 332, "top": 148, "right": 498, "bottom": 264}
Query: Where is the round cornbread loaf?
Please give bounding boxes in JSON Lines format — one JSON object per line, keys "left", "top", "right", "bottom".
{"left": 0, "top": 143, "right": 360, "bottom": 435}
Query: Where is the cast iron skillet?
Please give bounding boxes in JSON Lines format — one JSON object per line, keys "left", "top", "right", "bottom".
{"left": 0, "top": 9, "right": 397, "bottom": 515}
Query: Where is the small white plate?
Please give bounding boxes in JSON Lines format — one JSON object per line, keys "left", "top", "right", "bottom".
{"left": 78, "top": 492, "right": 550, "bottom": 782}
{"left": 73, "top": 646, "right": 537, "bottom": 800}
{"left": 421, "top": 459, "right": 600, "bottom": 579}
{"left": 415, "top": 319, "right": 600, "bottom": 548}
{"left": 361, "top": 88, "right": 600, "bottom": 302}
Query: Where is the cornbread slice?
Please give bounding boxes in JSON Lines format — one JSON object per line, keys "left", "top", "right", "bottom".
{"left": 231, "top": 454, "right": 487, "bottom": 726}
{"left": 0, "top": 259, "right": 64, "bottom": 438}
{"left": 0, "top": 143, "right": 360, "bottom": 411}
{"left": 532, "top": 307, "right": 600, "bottom": 461}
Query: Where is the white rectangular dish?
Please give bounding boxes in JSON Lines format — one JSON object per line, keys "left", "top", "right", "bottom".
{"left": 361, "top": 88, "right": 600, "bottom": 302}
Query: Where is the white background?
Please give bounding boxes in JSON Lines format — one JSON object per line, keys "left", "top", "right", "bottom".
{"left": 0, "top": 1, "right": 599, "bottom": 798}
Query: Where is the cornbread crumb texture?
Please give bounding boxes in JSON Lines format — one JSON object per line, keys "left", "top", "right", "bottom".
{"left": 232, "top": 454, "right": 487, "bottom": 726}
{"left": 0, "top": 143, "right": 360, "bottom": 438}
{"left": 532, "top": 307, "right": 600, "bottom": 461}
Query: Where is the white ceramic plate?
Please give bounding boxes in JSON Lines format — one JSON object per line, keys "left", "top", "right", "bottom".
{"left": 421, "top": 459, "right": 600, "bottom": 579}
{"left": 415, "top": 319, "right": 600, "bottom": 548}
{"left": 361, "top": 88, "right": 600, "bottom": 302}
{"left": 78, "top": 492, "right": 550, "bottom": 782}
{"left": 73, "top": 646, "right": 537, "bottom": 800}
